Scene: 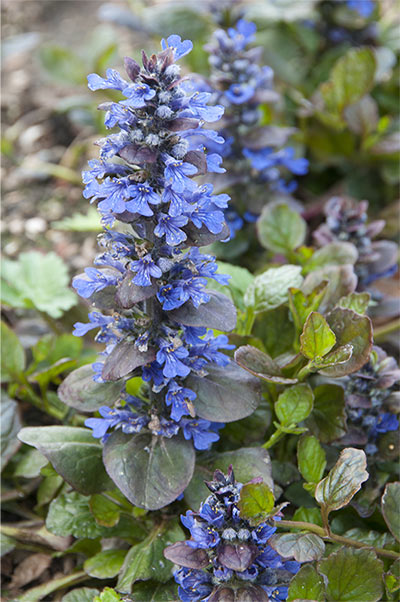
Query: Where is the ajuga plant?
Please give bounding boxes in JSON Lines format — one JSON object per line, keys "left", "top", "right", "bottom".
{"left": 344, "top": 345, "right": 399, "bottom": 461}
{"left": 313, "top": 196, "right": 398, "bottom": 310}
{"left": 198, "top": 3, "right": 308, "bottom": 257}
{"left": 24, "top": 35, "right": 261, "bottom": 511}
{"left": 164, "top": 467, "right": 302, "bottom": 602}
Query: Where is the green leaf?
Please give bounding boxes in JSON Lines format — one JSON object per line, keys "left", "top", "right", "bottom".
{"left": 14, "top": 448, "right": 47, "bottom": 478}
{"left": 237, "top": 481, "right": 275, "bottom": 525}
{"left": 129, "top": 580, "right": 178, "bottom": 601}
{"left": 382, "top": 482, "right": 400, "bottom": 542}
{"left": 103, "top": 432, "right": 195, "bottom": 510}
{"left": 84, "top": 549, "right": 127, "bottom": 579}
{"left": 185, "top": 447, "right": 273, "bottom": 511}
{"left": 89, "top": 494, "right": 120, "bottom": 527}
{"left": 58, "top": 365, "right": 124, "bottom": 412}
{"left": 297, "top": 435, "right": 326, "bottom": 485}
{"left": 1, "top": 252, "right": 77, "bottom": 318}
{"left": 300, "top": 312, "right": 336, "bottom": 360}
{"left": 52, "top": 207, "right": 102, "bottom": 232}
{"left": 187, "top": 360, "right": 261, "bottom": 422}
{"left": 306, "top": 384, "right": 347, "bottom": 443}
{"left": 46, "top": 492, "right": 106, "bottom": 539}
{"left": 315, "top": 448, "right": 369, "bottom": 517}
{"left": 320, "top": 48, "right": 376, "bottom": 114}
{"left": 62, "top": 588, "right": 100, "bottom": 602}
{"left": 255, "top": 305, "right": 296, "bottom": 358}
{"left": 287, "top": 564, "right": 326, "bottom": 601}
{"left": 270, "top": 532, "right": 325, "bottom": 562}
{"left": 320, "top": 308, "right": 373, "bottom": 377}
{"left": 244, "top": 265, "right": 303, "bottom": 313}
{"left": 211, "top": 261, "right": 254, "bottom": 311}
{"left": 288, "top": 282, "right": 328, "bottom": 332}
{"left": 1, "top": 322, "right": 25, "bottom": 382}
{"left": 302, "top": 265, "right": 357, "bottom": 314}
{"left": 292, "top": 507, "right": 323, "bottom": 527}
{"left": 1, "top": 394, "right": 22, "bottom": 470}
{"left": 304, "top": 242, "right": 358, "bottom": 273}
{"left": 117, "top": 522, "right": 184, "bottom": 593}
{"left": 385, "top": 559, "right": 400, "bottom": 596}
{"left": 18, "top": 426, "right": 113, "bottom": 494}
{"left": 234, "top": 345, "right": 298, "bottom": 384}
{"left": 93, "top": 587, "right": 122, "bottom": 602}
{"left": 39, "top": 45, "right": 87, "bottom": 85}
{"left": 258, "top": 203, "right": 307, "bottom": 253}
{"left": 336, "top": 292, "right": 370, "bottom": 314}
{"left": 275, "top": 383, "right": 314, "bottom": 427}
{"left": 319, "top": 548, "right": 383, "bottom": 601}
{"left": 313, "top": 344, "right": 353, "bottom": 370}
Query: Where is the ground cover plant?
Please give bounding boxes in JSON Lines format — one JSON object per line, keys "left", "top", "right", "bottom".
{"left": 1, "top": 0, "right": 399, "bottom": 600}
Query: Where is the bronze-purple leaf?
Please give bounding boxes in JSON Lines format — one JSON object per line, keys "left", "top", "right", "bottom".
{"left": 185, "top": 222, "right": 230, "bottom": 247}
{"left": 118, "top": 144, "right": 157, "bottom": 164}
{"left": 124, "top": 56, "right": 140, "bottom": 81}
{"left": 163, "top": 541, "right": 209, "bottom": 569}
{"left": 217, "top": 542, "right": 259, "bottom": 572}
{"left": 168, "top": 291, "right": 237, "bottom": 332}
{"left": 167, "top": 118, "right": 200, "bottom": 131}
{"left": 102, "top": 341, "right": 156, "bottom": 381}
{"left": 184, "top": 150, "right": 207, "bottom": 175}
{"left": 115, "top": 272, "right": 157, "bottom": 309}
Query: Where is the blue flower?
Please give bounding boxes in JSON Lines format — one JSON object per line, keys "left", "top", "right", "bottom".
{"left": 177, "top": 277, "right": 210, "bottom": 308}
{"left": 373, "top": 413, "right": 399, "bottom": 434}
{"left": 87, "top": 68, "right": 129, "bottom": 91}
{"left": 72, "top": 267, "right": 119, "bottom": 298}
{"left": 157, "top": 283, "right": 186, "bottom": 310}
{"left": 165, "top": 381, "right": 196, "bottom": 421}
{"left": 346, "top": 0, "right": 375, "bottom": 18}
{"left": 130, "top": 254, "right": 162, "bottom": 287}
{"left": 122, "top": 83, "right": 156, "bottom": 108}
{"left": 164, "top": 157, "right": 198, "bottom": 192}
{"left": 185, "top": 91, "right": 224, "bottom": 122}
{"left": 156, "top": 340, "right": 191, "bottom": 378}
{"left": 181, "top": 419, "right": 220, "bottom": 450}
{"left": 97, "top": 177, "right": 132, "bottom": 214}
{"left": 194, "top": 333, "right": 234, "bottom": 366}
{"left": 142, "top": 361, "right": 165, "bottom": 387}
{"left": 225, "top": 83, "right": 255, "bottom": 105}
{"left": 206, "top": 153, "right": 226, "bottom": 173}
{"left": 161, "top": 35, "right": 193, "bottom": 60}
{"left": 163, "top": 186, "right": 193, "bottom": 217}
{"left": 85, "top": 405, "right": 148, "bottom": 440}
{"left": 125, "top": 183, "right": 161, "bottom": 216}
{"left": 73, "top": 312, "right": 113, "bottom": 337}
{"left": 104, "top": 103, "right": 136, "bottom": 130}
{"left": 154, "top": 214, "right": 188, "bottom": 246}
{"left": 189, "top": 199, "right": 225, "bottom": 234}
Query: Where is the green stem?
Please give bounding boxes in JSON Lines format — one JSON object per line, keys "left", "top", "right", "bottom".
{"left": 263, "top": 427, "right": 284, "bottom": 449}
{"left": 297, "top": 362, "right": 314, "bottom": 381}
{"left": 275, "top": 519, "right": 400, "bottom": 560}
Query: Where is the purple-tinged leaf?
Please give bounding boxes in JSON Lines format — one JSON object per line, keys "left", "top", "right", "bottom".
{"left": 184, "top": 150, "right": 207, "bottom": 174}
{"left": 235, "top": 346, "right": 298, "bottom": 384}
{"left": 217, "top": 542, "right": 259, "bottom": 572}
{"left": 118, "top": 144, "right": 157, "bottom": 164}
{"left": 185, "top": 222, "right": 230, "bottom": 247}
{"left": 103, "top": 431, "right": 195, "bottom": 510}
{"left": 58, "top": 364, "right": 123, "bottom": 412}
{"left": 102, "top": 341, "right": 156, "bottom": 381}
{"left": 163, "top": 541, "right": 210, "bottom": 569}
{"left": 115, "top": 272, "right": 157, "bottom": 309}
{"left": 124, "top": 56, "right": 140, "bottom": 82}
{"left": 168, "top": 291, "right": 237, "bottom": 332}
{"left": 270, "top": 532, "right": 325, "bottom": 562}
{"left": 187, "top": 360, "right": 261, "bottom": 422}
{"left": 306, "top": 384, "right": 347, "bottom": 443}
{"left": 167, "top": 118, "right": 199, "bottom": 131}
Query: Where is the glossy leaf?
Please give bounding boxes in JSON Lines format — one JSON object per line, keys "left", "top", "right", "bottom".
{"left": 18, "top": 426, "right": 113, "bottom": 494}
{"left": 302, "top": 265, "right": 357, "bottom": 314}
{"left": 62, "top": 587, "right": 100, "bottom": 602}
{"left": 84, "top": 550, "right": 127, "bottom": 579}
{"left": 1, "top": 395, "right": 22, "bottom": 470}
{"left": 117, "top": 521, "right": 184, "bottom": 592}
{"left": 288, "top": 282, "right": 328, "bottom": 332}
{"left": 163, "top": 541, "right": 209, "bottom": 569}
{"left": 187, "top": 360, "right": 261, "bottom": 422}
{"left": 129, "top": 580, "right": 180, "bottom": 601}
{"left": 287, "top": 564, "right": 325, "bottom": 601}
{"left": 115, "top": 273, "right": 157, "bottom": 309}
{"left": 244, "top": 265, "right": 303, "bottom": 313}
{"left": 270, "top": 532, "right": 325, "bottom": 562}
{"left": 315, "top": 448, "right": 368, "bottom": 516}
{"left": 168, "top": 291, "right": 237, "bottom": 332}
{"left": 58, "top": 364, "right": 123, "bottom": 412}
{"left": 238, "top": 481, "right": 275, "bottom": 525}
{"left": 1, "top": 321, "right": 25, "bottom": 382}
{"left": 313, "top": 344, "right": 353, "bottom": 370}
{"left": 217, "top": 542, "right": 259, "bottom": 572}
{"left": 319, "top": 548, "right": 383, "bottom": 601}
{"left": 321, "top": 308, "right": 373, "bottom": 377}
{"left": 234, "top": 346, "right": 297, "bottom": 384}
{"left": 306, "top": 384, "right": 347, "bottom": 443}
{"left": 300, "top": 312, "right": 336, "bottom": 360}
{"left": 103, "top": 431, "right": 195, "bottom": 510}
{"left": 101, "top": 341, "right": 156, "bottom": 381}
{"left": 382, "top": 482, "right": 400, "bottom": 542}
{"left": 275, "top": 383, "right": 314, "bottom": 427}
{"left": 257, "top": 203, "right": 306, "bottom": 253}
{"left": 297, "top": 435, "right": 326, "bottom": 486}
